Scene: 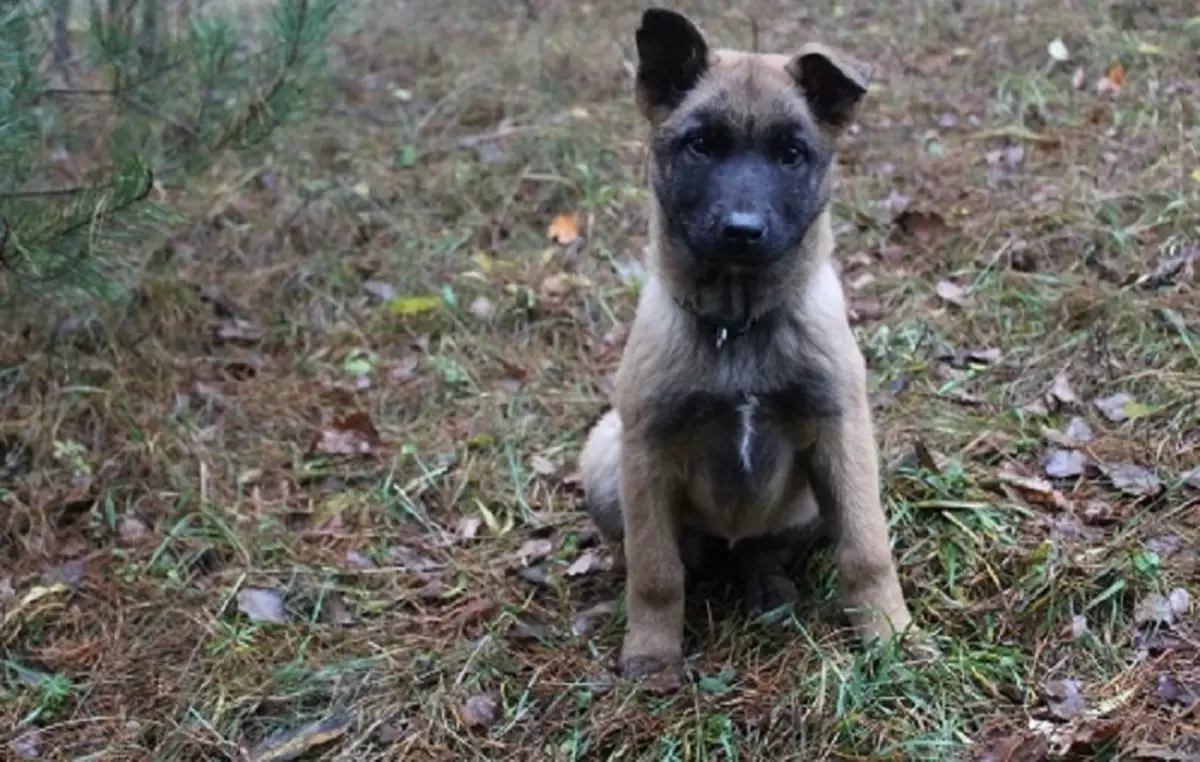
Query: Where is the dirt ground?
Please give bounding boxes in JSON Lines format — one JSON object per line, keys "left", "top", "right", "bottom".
{"left": 2, "top": 0, "right": 1199, "bottom": 760}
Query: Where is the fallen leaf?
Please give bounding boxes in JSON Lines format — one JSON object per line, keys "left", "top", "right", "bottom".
{"left": 1043, "top": 679, "right": 1086, "bottom": 721}
{"left": 516, "top": 565, "right": 553, "bottom": 588}
{"left": 1154, "top": 674, "right": 1199, "bottom": 709}
{"left": 214, "top": 318, "right": 262, "bottom": 344}
{"left": 538, "top": 273, "right": 572, "bottom": 305}
{"left": 1094, "top": 393, "right": 1149, "bottom": 423}
{"left": 248, "top": 713, "right": 353, "bottom": 762}
{"left": 572, "top": 600, "right": 616, "bottom": 637}
{"left": 238, "top": 588, "right": 286, "bottom": 624}
{"left": 1044, "top": 449, "right": 1086, "bottom": 479}
{"left": 895, "top": 209, "right": 950, "bottom": 242}
{"left": 972, "top": 730, "right": 1049, "bottom": 762}
{"left": 516, "top": 538, "right": 554, "bottom": 565}
{"left": 1069, "top": 614, "right": 1089, "bottom": 640}
{"left": 373, "top": 721, "right": 404, "bottom": 745}
{"left": 547, "top": 212, "right": 581, "bottom": 245}
{"left": 1048, "top": 373, "right": 1079, "bottom": 408}
{"left": 1169, "top": 587, "right": 1191, "bottom": 618}
{"left": 461, "top": 693, "right": 499, "bottom": 729}
{"left": 965, "top": 347, "right": 1003, "bottom": 364}
{"left": 454, "top": 597, "right": 498, "bottom": 628}
{"left": 1134, "top": 589, "right": 1189, "bottom": 627}
{"left": 388, "top": 295, "right": 443, "bottom": 316}
{"left": 848, "top": 297, "right": 885, "bottom": 324}
{"left": 468, "top": 296, "right": 494, "bottom": 319}
{"left": 1095, "top": 62, "right": 1125, "bottom": 95}
{"left": 1066, "top": 417, "right": 1094, "bottom": 443}
{"left": 44, "top": 560, "right": 84, "bottom": 587}
{"left": 565, "top": 549, "right": 612, "bottom": 577}
{"left": 1134, "top": 595, "right": 1171, "bottom": 627}
{"left": 1047, "top": 37, "right": 1069, "bottom": 62}
{"left": 308, "top": 412, "right": 381, "bottom": 456}
{"left": 457, "top": 516, "right": 482, "bottom": 540}
{"left": 1186, "top": 468, "right": 1200, "bottom": 490}
{"left": 936, "top": 279, "right": 971, "bottom": 307}
{"left": 530, "top": 454, "right": 557, "bottom": 476}
{"left": 1129, "top": 741, "right": 1200, "bottom": 761}
{"left": 1082, "top": 500, "right": 1117, "bottom": 525}
{"left": 1136, "top": 246, "right": 1198, "bottom": 290}
{"left": 118, "top": 516, "right": 149, "bottom": 544}
{"left": 1144, "top": 534, "right": 1181, "bottom": 557}
{"left": 390, "top": 354, "right": 420, "bottom": 382}
{"left": 10, "top": 733, "right": 39, "bottom": 760}
{"left": 1000, "top": 473, "right": 1072, "bottom": 511}
{"left": 390, "top": 545, "right": 440, "bottom": 572}
{"left": 362, "top": 280, "right": 397, "bottom": 301}
{"left": 321, "top": 593, "right": 354, "bottom": 626}
{"left": 344, "top": 550, "right": 376, "bottom": 570}
{"left": 1049, "top": 514, "right": 1103, "bottom": 544}
{"left": 913, "top": 438, "right": 943, "bottom": 473}
{"left": 1100, "top": 463, "right": 1161, "bottom": 497}
{"left": 507, "top": 617, "right": 552, "bottom": 642}
{"left": 1106, "top": 61, "right": 1126, "bottom": 87}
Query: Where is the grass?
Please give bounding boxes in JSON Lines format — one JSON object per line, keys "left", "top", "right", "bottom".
{"left": 2, "top": 0, "right": 1199, "bottom": 759}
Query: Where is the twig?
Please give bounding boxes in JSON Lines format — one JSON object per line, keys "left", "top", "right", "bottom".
{"left": 210, "top": 0, "right": 310, "bottom": 153}
{"left": 0, "top": 217, "right": 10, "bottom": 268}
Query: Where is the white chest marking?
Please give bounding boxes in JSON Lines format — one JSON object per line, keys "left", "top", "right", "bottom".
{"left": 737, "top": 394, "right": 759, "bottom": 474}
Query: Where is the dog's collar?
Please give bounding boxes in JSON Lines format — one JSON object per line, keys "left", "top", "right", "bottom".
{"left": 672, "top": 296, "right": 782, "bottom": 350}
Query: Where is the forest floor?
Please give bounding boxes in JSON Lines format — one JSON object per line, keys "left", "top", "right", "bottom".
{"left": 2, "top": 1, "right": 1199, "bottom": 760}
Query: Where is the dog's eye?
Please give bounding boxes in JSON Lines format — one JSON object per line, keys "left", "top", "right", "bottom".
{"left": 779, "top": 143, "right": 807, "bottom": 166}
{"left": 684, "top": 134, "right": 712, "bottom": 157}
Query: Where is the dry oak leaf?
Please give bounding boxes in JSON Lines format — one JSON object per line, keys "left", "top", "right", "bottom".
{"left": 547, "top": 212, "right": 581, "bottom": 245}
{"left": 893, "top": 208, "right": 950, "bottom": 242}
{"left": 1094, "top": 392, "right": 1150, "bottom": 423}
{"left": 1099, "top": 462, "right": 1161, "bottom": 498}
{"left": 936, "top": 279, "right": 971, "bottom": 307}
{"left": 1000, "top": 472, "right": 1072, "bottom": 511}
{"left": 1044, "top": 449, "right": 1086, "bottom": 479}
{"left": 308, "top": 412, "right": 382, "bottom": 456}
{"left": 1048, "top": 372, "right": 1078, "bottom": 408}
{"left": 238, "top": 588, "right": 286, "bottom": 624}
{"left": 461, "top": 693, "right": 500, "bottom": 730}
{"left": 248, "top": 713, "right": 353, "bottom": 762}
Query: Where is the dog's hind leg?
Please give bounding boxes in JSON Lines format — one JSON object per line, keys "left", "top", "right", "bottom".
{"left": 579, "top": 407, "right": 722, "bottom": 579}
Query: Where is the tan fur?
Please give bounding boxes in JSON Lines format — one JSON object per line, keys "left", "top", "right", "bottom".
{"left": 580, "top": 11, "right": 923, "bottom": 680}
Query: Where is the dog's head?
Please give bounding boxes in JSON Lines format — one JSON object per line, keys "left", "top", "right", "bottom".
{"left": 635, "top": 8, "right": 869, "bottom": 278}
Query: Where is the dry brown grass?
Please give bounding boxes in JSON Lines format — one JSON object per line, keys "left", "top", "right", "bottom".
{"left": 3, "top": 0, "right": 1199, "bottom": 760}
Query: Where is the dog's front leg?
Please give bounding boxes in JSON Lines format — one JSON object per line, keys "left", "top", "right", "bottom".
{"left": 617, "top": 439, "right": 686, "bottom": 681}
{"left": 809, "top": 402, "right": 913, "bottom": 645}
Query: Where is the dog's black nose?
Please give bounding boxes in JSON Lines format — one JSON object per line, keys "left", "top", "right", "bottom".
{"left": 722, "top": 211, "right": 766, "bottom": 246}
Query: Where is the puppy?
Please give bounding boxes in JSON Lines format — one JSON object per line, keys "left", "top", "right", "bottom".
{"left": 578, "top": 8, "right": 921, "bottom": 680}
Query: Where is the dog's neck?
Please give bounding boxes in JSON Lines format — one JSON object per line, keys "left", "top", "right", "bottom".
{"left": 671, "top": 272, "right": 785, "bottom": 349}
{"left": 650, "top": 210, "right": 833, "bottom": 350}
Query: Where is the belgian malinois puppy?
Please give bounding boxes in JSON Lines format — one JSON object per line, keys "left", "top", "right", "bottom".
{"left": 578, "top": 7, "right": 924, "bottom": 680}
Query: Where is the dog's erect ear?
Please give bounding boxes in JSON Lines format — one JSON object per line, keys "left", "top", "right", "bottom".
{"left": 635, "top": 8, "right": 710, "bottom": 121}
{"left": 787, "top": 43, "right": 871, "bottom": 133}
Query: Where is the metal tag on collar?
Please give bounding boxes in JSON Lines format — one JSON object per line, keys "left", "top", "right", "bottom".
{"left": 715, "top": 326, "right": 729, "bottom": 350}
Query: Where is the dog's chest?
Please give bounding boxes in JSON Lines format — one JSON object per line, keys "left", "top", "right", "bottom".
{"left": 654, "top": 389, "right": 799, "bottom": 538}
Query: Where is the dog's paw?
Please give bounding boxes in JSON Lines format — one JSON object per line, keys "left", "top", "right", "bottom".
{"left": 618, "top": 653, "right": 686, "bottom": 692}
{"left": 741, "top": 571, "right": 800, "bottom": 617}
